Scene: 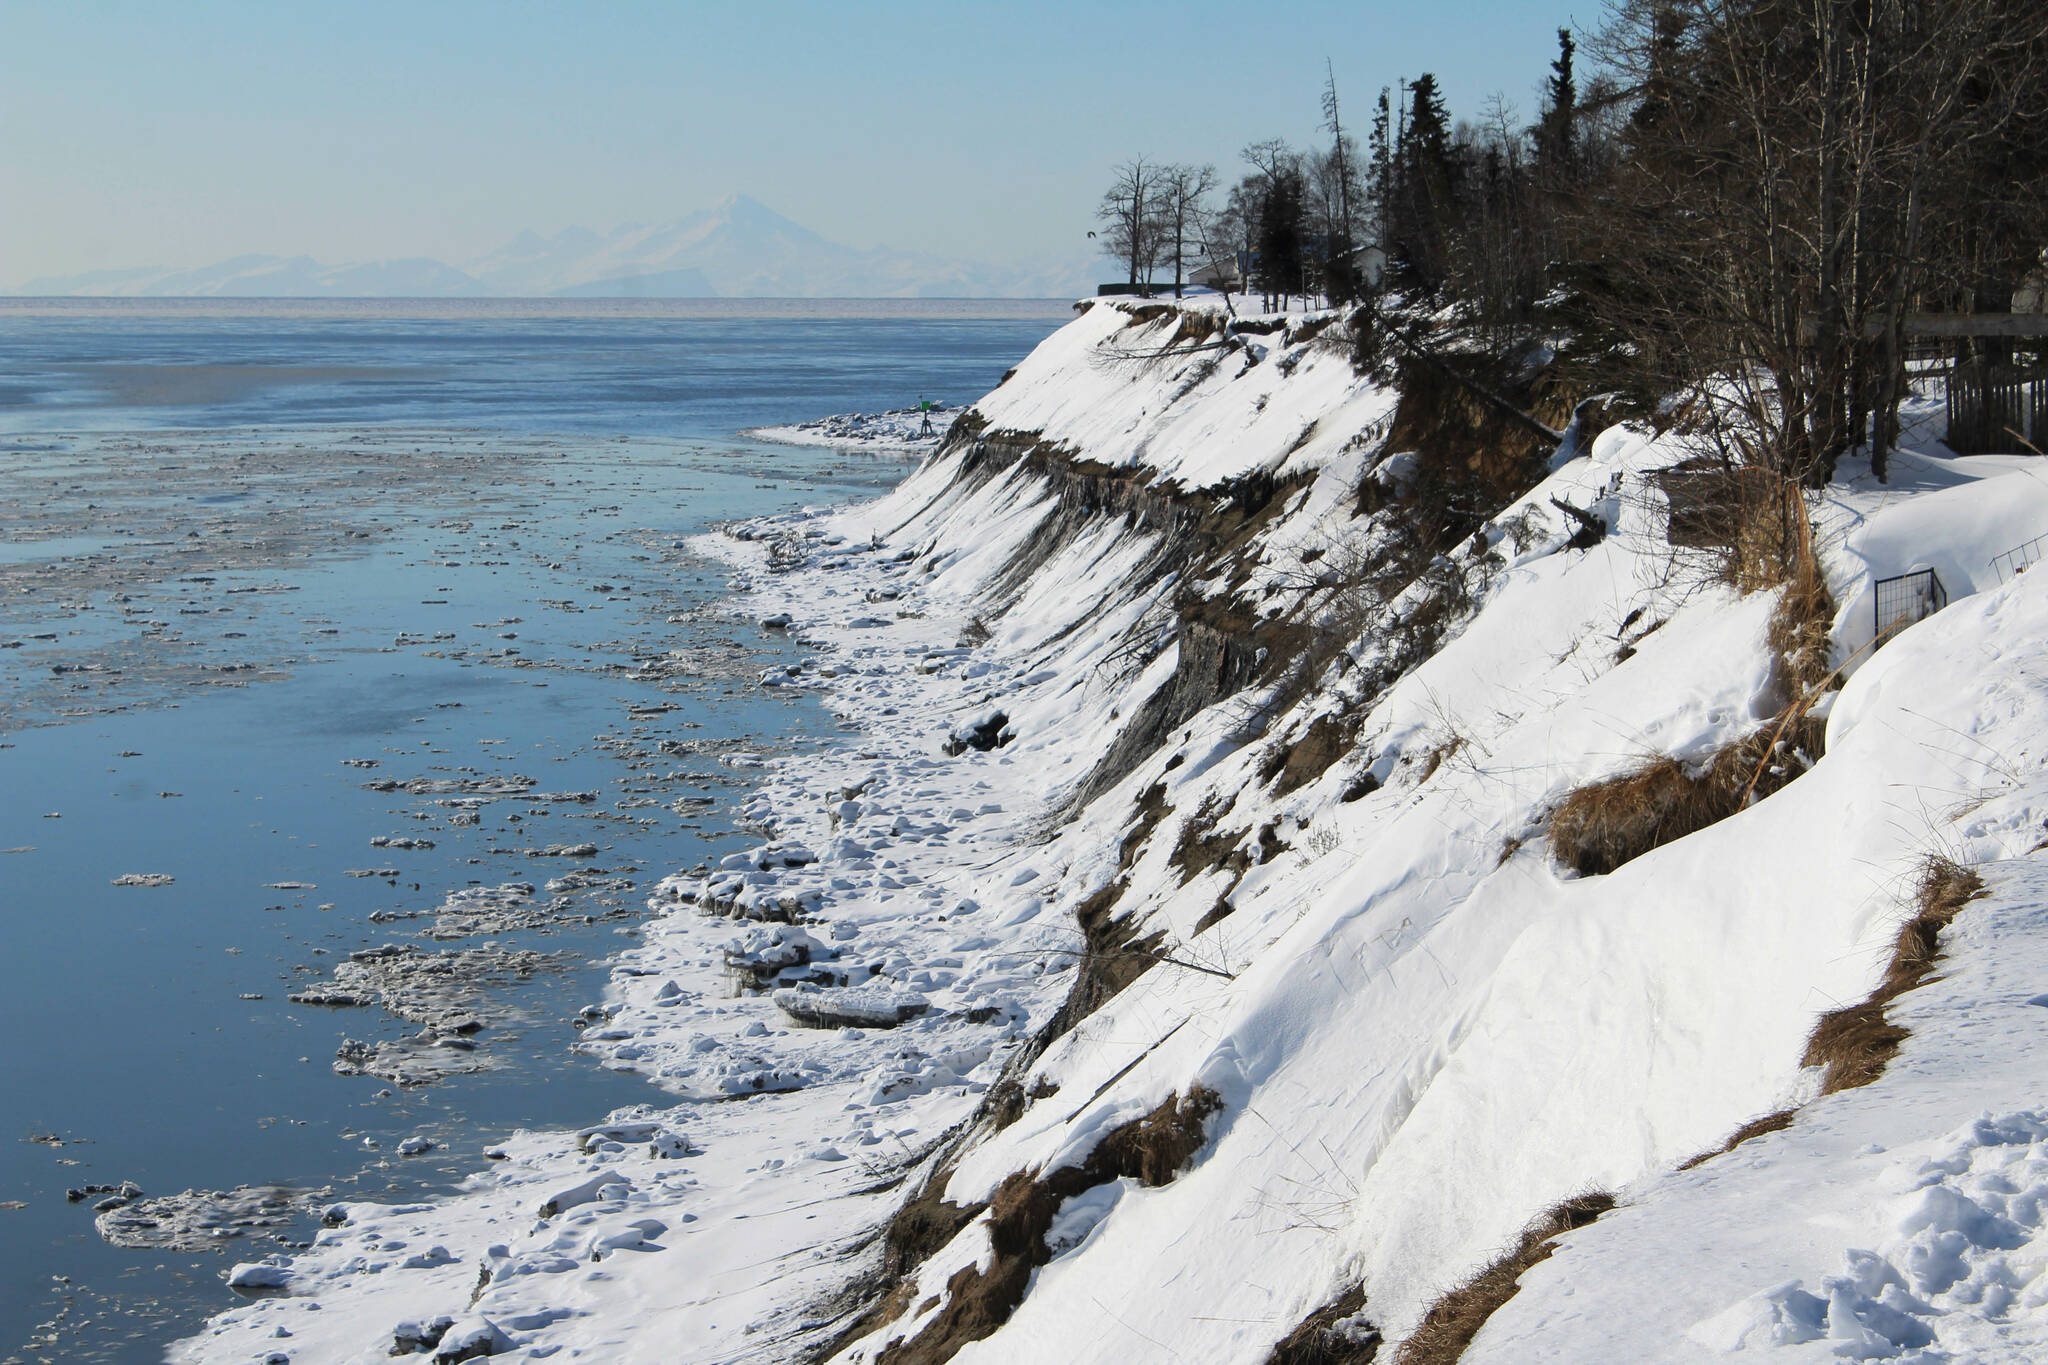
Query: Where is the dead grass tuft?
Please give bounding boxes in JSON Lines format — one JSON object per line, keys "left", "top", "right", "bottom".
{"left": 1547, "top": 676, "right": 1837, "bottom": 881}
{"left": 1658, "top": 463, "right": 1809, "bottom": 594}
{"left": 1093, "top": 1087, "right": 1227, "bottom": 1187}
{"left": 1800, "top": 1003, "right": 1908, "bottom": 1095}
{"left": 1415, "top": 733, "right": 1465, "bottom": 786}
{"left": 1766, "top": 540, "right": 1837, "bottom": 697}
{"left": 1395, "top": 1192, "right": 1615, "bottom": 1365}
{"left": 1266, "top": 1284, "right": 1381, "bottom": 1364}
{"left": 1548, "top": 742, "right": 1753, "bottom": 878}
{"left": 1675, "top": 1108, "right": 1797, "bottom": 1171}
{"left": 1801, "top": 856, "right": 1984, "bottom": 1094}
{"left": 877, "top": 1089, "right": 1223, "bottom": 1365}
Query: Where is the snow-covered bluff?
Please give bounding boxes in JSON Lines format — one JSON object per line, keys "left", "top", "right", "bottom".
{"left": 178, "top": 300, "right": 2048, "bottom": 1364}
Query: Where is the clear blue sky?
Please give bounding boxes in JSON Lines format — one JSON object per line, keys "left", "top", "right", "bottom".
{"left": 1, "top": 0, "right": 1582, "bottom": 282}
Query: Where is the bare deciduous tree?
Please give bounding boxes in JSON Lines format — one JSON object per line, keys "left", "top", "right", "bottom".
{"left": 1096, "top": 158, "right": 1157, "bottom": 291}
{"left": 1582, "top": 0, "right": 2048, "bottom": 484}
{"left": 1150, "top": 163, "right": 1218, "bottom": 300}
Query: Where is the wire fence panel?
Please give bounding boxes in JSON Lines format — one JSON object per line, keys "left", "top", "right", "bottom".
{"left": 1874, "top": 568, "right": 1948, "bottom": 640}
{"left": 1990, "top": 533, "right": 2048, "bottom": 584}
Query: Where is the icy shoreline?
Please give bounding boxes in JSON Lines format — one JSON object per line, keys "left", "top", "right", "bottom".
{"left": 746, "top": 405, "right": 967, "bottom": 454}
{"left": 170, "top": 502, "right": 1086, "bottom": 1364}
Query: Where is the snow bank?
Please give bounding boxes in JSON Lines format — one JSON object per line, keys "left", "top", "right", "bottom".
{"left": 966, "top": 299, "right": 1395, "bottom": 488}
{"left": 1473, "top": 863, "right": 2048, "bottom": 1363}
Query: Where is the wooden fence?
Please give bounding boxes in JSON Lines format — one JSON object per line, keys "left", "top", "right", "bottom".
{"left": 1945, "top": 365, "right": 2046, "bottom": 454}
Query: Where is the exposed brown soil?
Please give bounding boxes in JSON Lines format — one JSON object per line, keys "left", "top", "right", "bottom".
{"left": 1121, "top": 782, "right": 1172, "bottom": 871}
{"left": 876, "top": 1088, "right": 1224, "bottom": 1365}
{"left": 802, "top": 1153, "right": 988, "bottom": 1363}
{"left": 1170, "top": 793, "right": 1252, "bottom": 882}
{"left": 1042, "top": 878, "right": 1165, "bottom": 1045}
{"left": 1270, "top": 711, "right": 1361, "bottom": 796}
{"left": 1266, "top": 1284, "right": 1382, "bottom": 1364}
{"left": 1380, "top": 351, "right": 1564, "bottom": 511}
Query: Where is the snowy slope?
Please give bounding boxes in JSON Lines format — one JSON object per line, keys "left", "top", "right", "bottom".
{"left": 171, "top": 299, "right": 2048, "bottom": 1365}
{"left": 1470, "top": 858, "right": 2048, "bottom": 1363}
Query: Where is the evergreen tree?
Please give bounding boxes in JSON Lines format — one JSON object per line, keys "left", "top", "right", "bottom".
{"left": 1367, "top": 88, "right": 1393, "bottom": 249}
{"left": 1534, "top": 28, "right": 1577, "bottom": 183}
{"left": 1387, "top": 73, "right": 1460, "bottom": 294}
{"left": 1257, "top": 167, "right": 1307, "bottom": 309}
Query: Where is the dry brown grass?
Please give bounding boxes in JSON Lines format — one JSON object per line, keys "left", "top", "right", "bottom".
{"left": 1395, "top": 1193, "right": 1615, "bottom": 1365}
{"left": 1675, "top": 1108, "right": 1798, "bottom": 1171}
{"left": 1657, "top": 463, "right": 1810, "bottom": 594}
{"left": 1802, "top": 856, "right": 1985, "bottom": 1094}
{"left": 1548, "top": 740, "right": 1758, "bottom": 878}
{"left": 876, "top": 1089, "right": 1224, "bottom": 1365}
{"left": 1767, "top": 536, "right": 1837, "bottom": 697}
{"left": 1266, "top": 1284, "right": 1381, "bottom": 1364}
{"left": 1415, "top": 733, "right": 1466, "bottom": 786}
{"left": 1670, "top": 858, "right": 1985, "bottom": 1182}
{"left": 1547, "top": 671, "right": 1839, "bottom": 882}
{"left": 1549, "top": 491, "right": 1838, "bottom": 881}
{"left": 1723, "top": 472, "right": 1809, "bottom": 594}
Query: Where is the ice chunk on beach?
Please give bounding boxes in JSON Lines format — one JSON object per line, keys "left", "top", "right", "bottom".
{"left": 538, "top": 1170, "right": 631, "bottom": 1218}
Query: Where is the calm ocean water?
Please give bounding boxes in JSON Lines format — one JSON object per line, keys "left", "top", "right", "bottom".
{"left": 0, "top": 297, "right": 1073, "bottom": 436}
{"left": 0, "top": 299, "right": 1068, "bottom": 1364}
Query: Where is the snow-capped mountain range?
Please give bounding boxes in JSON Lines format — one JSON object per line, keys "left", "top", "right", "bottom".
{"left": 8, "top": 195, "right": 1098, "bottom": 299}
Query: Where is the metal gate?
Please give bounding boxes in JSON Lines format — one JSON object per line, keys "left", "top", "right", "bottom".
{"left": 1874, "top": 568, "right": 1948, "bottom": 640}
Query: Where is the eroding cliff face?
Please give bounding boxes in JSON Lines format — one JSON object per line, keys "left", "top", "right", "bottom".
{"left": 796, "top": 301, "right": 2048, "bottom": 1365}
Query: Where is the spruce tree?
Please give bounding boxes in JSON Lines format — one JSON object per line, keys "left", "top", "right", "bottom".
{"left": 1535, "top": 28, "right": 1577, "bottom": 183}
